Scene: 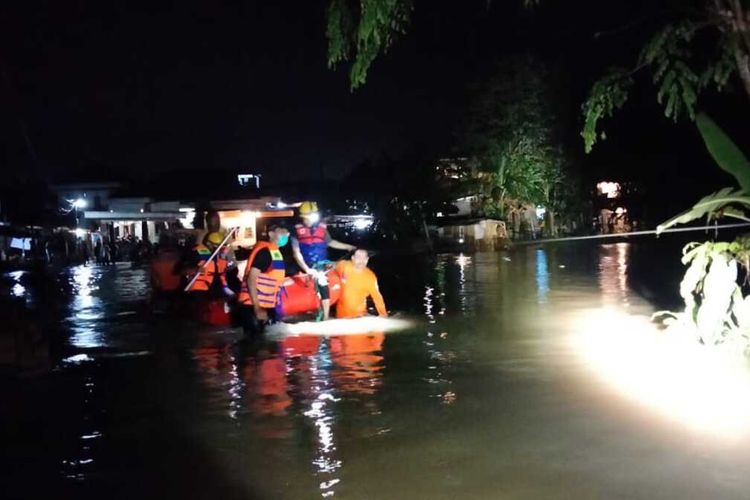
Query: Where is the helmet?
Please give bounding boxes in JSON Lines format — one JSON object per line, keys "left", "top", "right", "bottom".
{"left": 205, "top": 232, "right": 224, "bottom": 246}
{"left": 299, "top": 201, "right": 319, "bottom": 216}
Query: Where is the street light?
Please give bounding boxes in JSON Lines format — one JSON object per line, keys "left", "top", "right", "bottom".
{"left": 66, "top": 197, "right": 87, "bottom": 227}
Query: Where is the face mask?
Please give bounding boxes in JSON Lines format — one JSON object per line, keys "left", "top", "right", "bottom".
{"left": 277, "top": 234, "right": 289, "bottom": 247}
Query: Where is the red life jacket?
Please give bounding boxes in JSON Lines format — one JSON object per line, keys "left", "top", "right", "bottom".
{"left": 294, "top": 222, "right": 328, "bottom": 265}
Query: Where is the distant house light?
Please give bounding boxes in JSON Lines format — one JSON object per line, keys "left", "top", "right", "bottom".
{"left": 237, "top": 174, "right": 261, "bottom": 189}
{"left": 353, "top": 218, "right": 373, "bottom": 230}
{"left": 597, "top": 181, "right": 621, "bottom": 199}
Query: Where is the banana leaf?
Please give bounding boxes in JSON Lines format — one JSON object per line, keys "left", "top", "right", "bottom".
{"left": 656, "top": 187, "right": 749, "bottom": 234}
{"left": 696, "top": 113, "right": 750, "bottom": 193}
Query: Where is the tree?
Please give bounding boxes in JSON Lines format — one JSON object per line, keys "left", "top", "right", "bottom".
{"left": 325, "top": 1, "right": 749, "bottom": 152}
{"left": 326, "top": 0, "right": 414, "bottom": 89}
{"left": 582, "top": 0, "right": 749, "bottom": 152}
{"left": 338, "top": 152, "right": 453, "bottom": 244}
{"left": 460, "top": 56, "right": 569, "bottom": 231}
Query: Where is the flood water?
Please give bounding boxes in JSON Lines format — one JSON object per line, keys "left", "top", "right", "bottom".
{"left": 4, "top": 240, "right": 750, "bottom": 499}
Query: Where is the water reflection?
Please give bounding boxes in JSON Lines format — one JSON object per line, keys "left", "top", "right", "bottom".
{"left": 192, "top": 345, "right": 243, "bottom": 419}
{"left": 8, "top": 270, "right": 27, "bottom": 298}
{"left": 61, "top": 373, "right": 103, "bottom": 482}
{"left": 23, "top": 244, "right": 750, "bottom": 498}
{"left": 598, "top": 243, "right": 630, "bottom": 307}
{"left": 536, "top": 248, "right": 549, "bottom": 303}
{"left": 420, "top": 257, "right": 459, "bottom": 406}
{"left": 187, "top": 332, "right": 388, "bottom": 498}
{"left": 456, "top": 253, "right": 472, "bottom": 314}
{"left": 330, "top": 333, "right": 384, "bottom": 396}
{"left": 243, "top": 344, "right": 292, "bottom": 418}
{"left": 67, "top": 265, "right": 104, "bottom": 348}
{"left": 303, "top": 340, "right": 342, "bottom": 498}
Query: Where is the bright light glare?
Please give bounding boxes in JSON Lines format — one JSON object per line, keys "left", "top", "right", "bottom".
{"left": 240, "top": 210, "right": 256, "bottom": 226}
{"left": 74, "top": 228, "right": 87, "bottom": 238}
{"left": 353, "top": 217, "right": 372, "bottom": 230}
{"left": 266, "top": 316, "right": 412, "bottom": 337}
{"left": 456, "top": 254, "right": 471, "bottom": 267}
{"left": 72, "top": 198, "right": 87, "bottom": 209}
{"left": 597, "top": 181, "right": 621, "bottom": 199}
{"left": 178, "top": 208, "right": 195, "bottom": 228}
{"left": 571, "top": 309, "right": 750, "bottom": 440}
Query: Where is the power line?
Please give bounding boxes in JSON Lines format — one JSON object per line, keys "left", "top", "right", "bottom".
{"left": 515, "top": 222, "right": 750, "bottom": 245}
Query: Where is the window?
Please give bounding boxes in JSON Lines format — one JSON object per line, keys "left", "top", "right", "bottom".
{"left": 237, "top": 174, "right": 261, "bottom": 189}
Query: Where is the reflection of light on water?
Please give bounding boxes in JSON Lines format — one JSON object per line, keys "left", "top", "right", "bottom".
{"left": 71, "top": 265, "right": 96, "bottom": 296}
{"left": 421, "top": 258, "right": 455, "bottom": 404}
{"left": 62, "top": 354, "right": 94, "bottom": 365}
{"left": 8, "top": 270, "right": 27, "bottom": 298}
{"left": 305, "top": 344, "right": 342, "bottom": 498}
{"left": 12, "top": 283, "right": 26, "bottom": 297}
{"left": 456, "top": 253, "right": 471, "bottom": 314}
{"left": 62, "top": 375, "right": 102, "bottom": 482}
{"left": 599, "top": 243, "right": 630, "bottom": 307}
{"left": 572, "top": 308, "right": 750, "bottom": 440}
{"left": 69, "top": 265, "right": 104, "bottom": 348}
{"left": 424, "top": 286, "right": 435, "bottom": 323}
{"left": 434, "top": 260, "right": 447, "bottom": 317}
{"left": 536, "top": 248, "right": 549, "bottom": 303}
{"left": 227, "top": 352, "right": 242, "bottom": 420}
{"left": 193, "top": 346, "right": 245, "bottom": 419}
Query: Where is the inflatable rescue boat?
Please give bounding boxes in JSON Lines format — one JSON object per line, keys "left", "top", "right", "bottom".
{"left": 191, "top": 270, "right": 342, "bottom": 326}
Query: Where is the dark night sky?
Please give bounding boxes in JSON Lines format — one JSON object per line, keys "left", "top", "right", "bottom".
{"left": 0, "top": 0, "right": 745, "bottom": 197}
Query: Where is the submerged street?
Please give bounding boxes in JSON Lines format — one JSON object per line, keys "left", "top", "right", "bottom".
{"left": 4, "top": 240, "right": 750, "bottom": 499}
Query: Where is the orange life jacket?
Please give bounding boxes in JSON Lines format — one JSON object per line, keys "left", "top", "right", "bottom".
{"left": 150, "top": 249, "right": 181, "bottom": 291}
{"left": 189, "top": 244, "right": 228, "bottom": 292}
{"left": 238, "top": 241, "right": 285, "bottom": 308}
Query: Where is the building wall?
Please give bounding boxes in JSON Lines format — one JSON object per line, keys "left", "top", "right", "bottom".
{"left": 437, "top": 219, "right": 507, "bottom": 250}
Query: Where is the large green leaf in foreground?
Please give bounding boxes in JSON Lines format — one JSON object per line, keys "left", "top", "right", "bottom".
{"left": 657, "top": 114, "right": 750, "bottom": 234}
{"left": 656, "top": 188, "right": 750, "bottom": 234}
{"left": 696, "top": 112, "right": 750, "bottom": 193}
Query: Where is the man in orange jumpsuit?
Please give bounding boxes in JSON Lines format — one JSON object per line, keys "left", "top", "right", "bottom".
{"left": 334, "top": 248, "right": 387, "bottom": 318}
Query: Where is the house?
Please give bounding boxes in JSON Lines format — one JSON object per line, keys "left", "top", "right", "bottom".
{"left": 435, "top": 217, "right": 508, "bottom": 251}
{"left": 51, "top": 180, "right": 292, "bottom": 256}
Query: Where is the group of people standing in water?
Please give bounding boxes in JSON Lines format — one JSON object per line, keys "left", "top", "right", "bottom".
{"left": 151, "top": 201, "right": 387, "bottom": 336}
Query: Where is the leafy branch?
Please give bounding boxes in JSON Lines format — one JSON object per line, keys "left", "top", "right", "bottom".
{"left": 326, "top": 0, "right": 414, "bottom": 90}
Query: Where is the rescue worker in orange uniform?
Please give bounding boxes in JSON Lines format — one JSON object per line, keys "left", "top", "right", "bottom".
{"left": 291, "top": 201, "right": 355, "bottom": 321}
{"left": 237, "top": 223, "right": 290, "bottom": 336}
{"left": 150, "top": 235, "right": 182, "bottom": 294}
{"left": 334, "top": 248, "right": 387, "bottom": 318}
{"left": 183, "top": 231, "right": 235, "bottom": 299}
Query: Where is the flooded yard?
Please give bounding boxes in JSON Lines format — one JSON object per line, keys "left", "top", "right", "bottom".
{"left": 3, "top": 241, "right": 750, "bottom": 499}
